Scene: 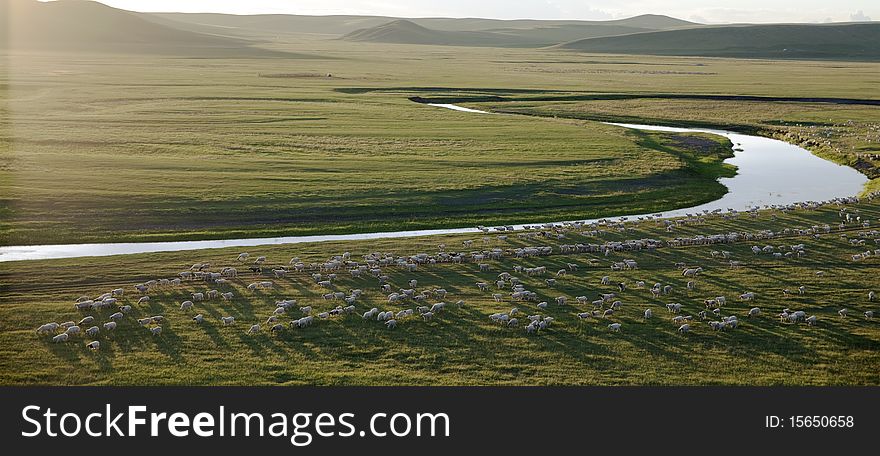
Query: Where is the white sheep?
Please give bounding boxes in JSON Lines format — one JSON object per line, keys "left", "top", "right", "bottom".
{"left": 65, "top": 326, "right": 81, "bottom": 336}
{"left": 180, "top": 300, "right": 194, "bottom": 311}
{"left": 247, "top": 324, "right": 261, "bottom": 335}
{"left": 608, "top": 323, "right": 621, "bottom": 332}
{"left": 52, "top": 333, "right": 69, "bottom": 343}
{"left": 748, "top": 307, "right": 761, "bottom": 318}
{"left": 678, "top": 324, "right": 690, "bottom": 333}
{"left": 385, "top": 319, "right": 397, "bottom": 329}
{"left": 86, "top": 341, "right": 100, "bottom": 351}
{"left": 36, "top": 323, "right": 59, "bottom": 335}
{"left": 643, "top": 309, "right": 653, "bottom": 319}
{"left": 150, "top": 326, "right": 162, "bottom": 336}
{"left": 221, "top": 316, "right": 235, "bottom": 325}
{"left": 85, "top": 326, "right": 99, "bottom": 337}
{"left": 103, "top": 321, "right": 117, "bottom": 331}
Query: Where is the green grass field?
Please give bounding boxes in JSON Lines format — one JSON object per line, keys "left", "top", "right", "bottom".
{"left": 2, "top": 30, "right": 880, "bottom": 385}
{"left": 0, "top": 198, "right": 878, "bottom": 385}
{"left": 2, "top": 42, "right": 879, "bottom": 245}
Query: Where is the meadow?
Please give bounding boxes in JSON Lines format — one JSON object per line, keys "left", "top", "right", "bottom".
{"left": 2, "top": 36, "right": 880, "bottom": 386}
{"left": 2, "top": 41, "right": 879, "bottom": 245}
{"left": 0, "top": 198, "right": 878, "bottom": 386}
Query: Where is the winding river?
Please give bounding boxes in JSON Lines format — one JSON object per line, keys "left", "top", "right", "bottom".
{"left": 0, "top": 104, "right": 868, "bottom": 262}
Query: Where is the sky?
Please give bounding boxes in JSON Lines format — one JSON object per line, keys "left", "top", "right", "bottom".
{"left": 82, "top": 0, "right": 877, "bottom": 24}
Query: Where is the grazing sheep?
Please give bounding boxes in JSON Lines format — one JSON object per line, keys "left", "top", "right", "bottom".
{"left": 805, "top": 315, "right": 818, "bottom": 326}
{"left": 421, "top": 311, "right": 434, "bottom": 321}
{"left": 602, "top": 309, "right": 614, "bottom": 318}
{"left": 137, "top": 296, "right": 150, "bottom": 304}
{"left": 270, "top": 324, "right": 285, "bottom": 333}
{"left": 103, "top": 321, "right": 117, "bottom": 331}
{"left": 78, "top": 316, "right": 95, "bottom": 326}
{"left": 666, "top": 303, "right": 682, "bottom": 313}
{"left": 86, "top": 341, "right": 100, "bottom": 351}
{"left": 300, "top": 306, "right": 313, "bottom": 315}
{"left": 643, "top": 309, "right": 653, "bottom": 319}
{"left": 864, "top": 311, "right": 874, "bottom": 320}
{"left": 193, "top": 314, "right": 205, "bottom": 324}
{"left": 150, "top": 326, "right": 162, "bottom": 336}
{"left": 748, "top": 307, "right": 761, "bottom": 318}
{"left": 838, "top": 308, "right": 848, "bottom": 318}
{"left": 65, "top": 326, "right": 81, "bottom": 336}
{"left": 869, "top": 291, "right": 876, "bottom": 302}
{"left": 36, "top": 323, "right": 59, "bottom": 335}
{"left": 385, "top": 319, "right": 397, "bottom": 329}
{"left": 180, "top": 300, "right": 194, "bottom": 311}
{"left": 60, "top": 321, "right": 76, "bottom": 329}
{"left": 85, "top": 326, "right": 99, "bottom": 337}
{"left": 52, "top": 333, "right": 69, "bottom": 343}
{"left": 118, "top": 305, "right": 132, "bottom": 314}
{"left": 678, "top": 324, "right": 690, "bottom": 333}
{"left": 247, "top": 324, "right": 261, "bottom": 335}
{"left": 221, "top": 316, "right": 235, "bottom": 326}
{"left": 740, "top": 292, "right": 755, "bottom": 301}
{"left": 577, "top": 312, "right": 592, "bottom": 320}
{"left": 537, "top": 302, "right": 548, "bottom": 310}
{"left": 608, "top": 323, "right": 622, "bottom": 332}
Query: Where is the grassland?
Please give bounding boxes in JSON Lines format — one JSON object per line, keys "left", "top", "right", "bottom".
{"left": 0, "top": 198, "right": 878, "bottom": 385}
{"left": 2, "top": 41, "right": 879, "bottom": 245}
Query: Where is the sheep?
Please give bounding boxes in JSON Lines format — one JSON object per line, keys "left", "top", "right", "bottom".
{"left": 601, "top": 276, "right": 610, "bottom": 285}
{"left": 270, "top": 324, "right": 285, "bottom": 333}
{"left": 180, "top": 300, "right": 194, "bottom": 311}
{"left": 666, "top": 303, "right": 682, "bottom": 313}
{"left": 60, "top": 321, "right": 76, "bottom": 329}
{"left": 608, "top": 323, "right": 622, "bottom": 332}
{"left": 805, "top": 315, "right": 818, "bottom": 326}
{"left": 870, "top": 291, "right": 876, "bottom": 302}
{"left": 193, "top": 314, "right": 205, "bottom": 324}
{"left": 103, "top": 321, "right": 117, "bottom": 331}
{"left": 748, "top": 307, "right": 761, "bottom": 318}
{"left": 866, "top": 311, "right": 875, "bottom": 320}
{"left": 555, "top": 296, "right": 567, "bottom": 306}
{"left": 36, "top": 323, "right": 60, "bottom": 335}
{"left": 643, "top": 309, "right": 653, "bottom": 319}
{"left": 385, "top": 319, "right": 397, "bottom": 329}
{"left": 678, "top": 324, "right": 690, "bottom": 333}
{"left": 300, "top": 306, "right": 313, "bottom": 315}
{"left": 150, "top": 326, "right": 162, "bottom": 336}
{"left": 537, "top": 302, "right": 548, "bottom": 310}
{"left": 602, "top": 309, "right": 614, "bottom": 318}
{"left": 430, "top": 302, "right": 445, "bottom": 313}
{"left": 118, "top": 305, "right": 132, "bottom": 314}
{"left": 65, "top": 326, "right": 81, "bottom": 336}
{"left": 577, "top": 312, "right": 592, "bottom": 320}
{"left": 52, "top": 333, "right": 69, "bottom": 343}
{"left": 221, "top": 316, "right": 235, "bottom": 326}
{"left": 247, "top": 324, "right": 261, "bottom": 335}
{"left": 838, "top": 308, "right": 848, "bottom": 318}
{"left": 739, "top": 292, "right": 756, "bottom": 301}
{"left": 85, "top": 326, "right": 99, "bottom": 337}
{"left": 421, "top": 311, "right": 434, "bottom": 321}
{"left": 137, "top": 296, "right": 150, "bottom": 304}
{"left": 221, "top": 292, "right": 234, "bottom": 301}
{"left": 86, "top": 341, "right": 100, "bottom": 351}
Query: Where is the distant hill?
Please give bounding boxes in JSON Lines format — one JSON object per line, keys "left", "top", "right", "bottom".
{"left": 555, "top": 23, "right": 880, "bottom": 60}
{"left": 0, "top": 0, "right": 290, "bottom": 57}
{"left": 340, "top": 15, "right": 695, "bottom": 48}
{"left": 152, "top": 12, "right": 696, "bottom": 47}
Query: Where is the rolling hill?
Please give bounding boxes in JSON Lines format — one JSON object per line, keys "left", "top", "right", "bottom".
{"left": 151, "top": 12, "right": 696, "bottom": 47}
{"left": 0, "top": 0, "right": 290, "bottom": 57}
{"left": 340, "top": 16, "right": 695, "bottom": 48}
{"left": 555, "top": 23, "right": 880, "bottom": 60}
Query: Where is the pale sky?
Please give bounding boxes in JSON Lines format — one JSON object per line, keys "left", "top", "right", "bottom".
{"left": 61, "top": 1, "right": 878, "bottom": 24}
